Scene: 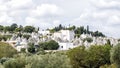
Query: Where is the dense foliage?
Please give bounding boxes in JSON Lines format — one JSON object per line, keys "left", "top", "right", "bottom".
{"left": 67, "top": 45, "right": 111, "bottom": 68}
{"left": 3, "top": 53, "right": 71, "bottom": 68}
{"left": 110, "top": 43, "right": 120, "bottom": 68}
{"left": 23, "top": 26, "right": 35, "bottom": 33}
{"left": 0, "top": 41, "right": 120, "bottom": 68}
{"left": 27, "top": 43, "right": 36, "bottom": 53}
{"left": 0, "top": 23, "right": 105, "bottom": 38}
{"left": 0, "top": 24, "right": 36, "bottom": 33}
{"left": 0, "top": 42, "right": 17, "bottom": 59}
{"left": 27, "top": 40, "right": 59, "bottom": 53}
{"left": 39, "top": 40, "right": 59, "bottom": 50}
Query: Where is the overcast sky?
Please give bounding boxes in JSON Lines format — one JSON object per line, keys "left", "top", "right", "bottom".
{"left": 0, "top": 0, "right": 120, "bottom": 38}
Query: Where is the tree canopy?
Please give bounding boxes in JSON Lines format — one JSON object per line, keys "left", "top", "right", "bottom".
{"left": 67, "top": 45, "right": 111, "bottom": 68}
{"left": 110, "top": 43, "right": 120, "bottom": 68}
{"left": 39, "top": 40, "right": 59, "bottom": 50}
{"left": 24, "top": 26, "right": 35, "bottom": 33}
{"left": 0, "top": 42, "right": 17, "bottom": 59}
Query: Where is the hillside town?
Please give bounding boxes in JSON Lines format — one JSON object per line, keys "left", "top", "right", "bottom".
{"left": 0, "top": 24, "right": 119, "bottom": 52}
{"left": 1, "top": 0, "right": 120, "bottom": 67}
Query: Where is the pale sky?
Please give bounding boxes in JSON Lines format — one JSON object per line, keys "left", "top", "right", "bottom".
{"left": 0, "top": 0, "right": 120, "bottom": 38}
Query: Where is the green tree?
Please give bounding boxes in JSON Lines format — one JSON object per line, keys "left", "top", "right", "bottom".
{"left": 4, "top": 26, "right": 11, "bottom": 32}
{"left": 10, "top": 23, "right": 18, "bottom": 32}
{"left": 24, "top": 26, "right": 35, "bottom": 33}
{"left": 0, "top": 25, "right": 4, "bottom": 32}
{"left": 39, "top": 40, "right": 59, "bottom": 50}
{"left": 66, "top": 25, "right": 76, "bottom": 30}
{"left": 67, "top": 45, "right": 111, "bottom": 68}
{"left": 91, "top": 31, "right": 105, "bottom": 37}
{"left": 15, "top": 28, "right": 22, "bottom": 32}
{"left": 87, "top": 45, "right": 111, "bottom": 68}
{"left": 27, "top": 43, "right": 35, "bottom": 53}
{"left": 23, "top": 34, "right": 31, "bottom": 40}
{"left": 4, "top": 54, "right": 26, "bottom": 68}
{"left": 74, "top": 26, "right": 85, "bottom": 35}
{"left": 3, "top": 52, "right": 71, "bottom": 68}
{"left": 0, "top": 42, "right": 17, "bottom": 59}
{"left": 67, "top": 46, "right": 87, "bottom": 68}
{"left": 26, "top": 53, "right": 71, "bottom": 68}
{"left": 110, "top": 43, "right": 120, "bottom": 68}
{"left": 107, "top": 39, "right": 111, "bottom": 45}
{"left": 15, "top": 25, "right": 23, "bottom": 32}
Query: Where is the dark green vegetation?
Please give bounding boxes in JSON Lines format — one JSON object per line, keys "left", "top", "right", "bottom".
{"left": 0, "top": 41, "right": 120, "bottom": 68}
{"left": 27, "top": 40, "right": 59, "bottom": 53}
{"left": 39, "top": 40, "right": 59, "bottom": 50}
{"left": 67, "top": 45, "right": 111, "bottom": 68}
{"left": 23, "top": 26, "right": 35, "bottom": 33}
{"left": 0, "top": 23, "right": 36, "bottom": 33}
{"left": 0, "top": 23, "right": 105, "bottom": 38}
{"left": 49, "top": 24, "right": 105, "bottom": 37}
{"left": 83, "top": 37, "right": 93, "bottom": 43}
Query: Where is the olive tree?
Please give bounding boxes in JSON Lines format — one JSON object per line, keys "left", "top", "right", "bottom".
{"left": 67, "top": 45, "right": 111, "bottom": 68}
{"left": 110, "top": 43, "right": 120, "bottom": 68}
{"left": 0, "top": 42, "right": 17, "bottom": 59}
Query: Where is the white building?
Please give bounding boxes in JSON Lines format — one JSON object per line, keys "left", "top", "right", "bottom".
{"left": 53, "top": 30, "right": 75, "bottom": 42}
{"left": 38, "top": 30, "right": 50, "bottom": 36}
{"left": 58, "top": 42, "right": 75, "bottom": 50}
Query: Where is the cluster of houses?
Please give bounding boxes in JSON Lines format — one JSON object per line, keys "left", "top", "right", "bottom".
{"left": 1, "top": 30, "right": 119, "bottom": 51}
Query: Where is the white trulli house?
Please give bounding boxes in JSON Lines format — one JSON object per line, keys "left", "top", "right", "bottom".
{"left": 53, "top": 30, "right": 75, "bottom": 42}
{"left": 53, "top": 30, "right": 75, "bottom": 50}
